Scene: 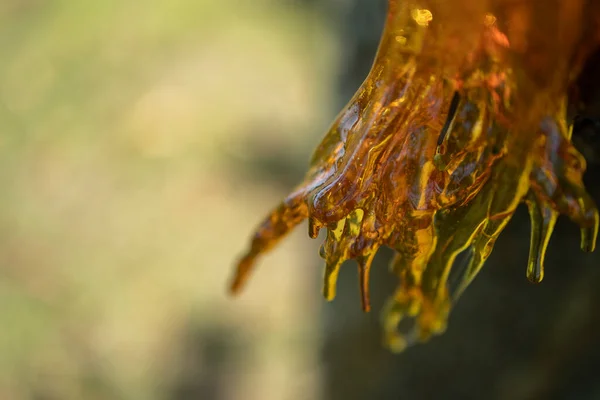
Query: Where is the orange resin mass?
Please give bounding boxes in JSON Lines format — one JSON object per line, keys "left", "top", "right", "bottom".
{"left": 230, "top": 0, "right": 600, "bottom": 351}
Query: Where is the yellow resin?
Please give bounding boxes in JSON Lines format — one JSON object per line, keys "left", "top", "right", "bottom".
{"left": 230, "top": 0, "right": 600, "bottom": 352}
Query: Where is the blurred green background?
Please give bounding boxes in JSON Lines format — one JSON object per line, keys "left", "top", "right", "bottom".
{"left": 2, "top": 1, "right": 600, "bottom": 400}
{"left": 0, "top": 1, "right": 336, "bottom": 399}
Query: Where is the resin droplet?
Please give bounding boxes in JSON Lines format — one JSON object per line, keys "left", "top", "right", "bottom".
{"left": 580, "top": 217, "right": 599, "bottom": 252}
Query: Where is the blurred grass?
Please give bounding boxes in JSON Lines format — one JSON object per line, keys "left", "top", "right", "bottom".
{"left": 0, "top": 1, "right": 337, "bottom": 399}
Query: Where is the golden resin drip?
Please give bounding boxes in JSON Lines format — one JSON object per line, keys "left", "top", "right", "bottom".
{"left": 229, "top": 0, "right": 600, "bottom": 352}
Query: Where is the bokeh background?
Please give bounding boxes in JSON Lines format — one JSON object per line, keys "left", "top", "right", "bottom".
{"left": 1, "top": 1, "right": 600, "bottom": 399}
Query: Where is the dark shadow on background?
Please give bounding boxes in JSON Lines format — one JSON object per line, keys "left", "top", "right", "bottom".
{"left": 168, "top": 322, "right": 237, "bottom": 400}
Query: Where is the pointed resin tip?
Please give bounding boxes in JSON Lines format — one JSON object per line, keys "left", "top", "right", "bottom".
{"left": 229, "top": 254, "right": 256, "bottom": 295}
{"left": 323, "top": 259, "right": 342, "bottom": 301}
{"left": 357, "top": 254, "right": 376, "bottom": 312}
{"left": 526, "top": 198, "right": 557, "bottom": 284}
{"left": 526, "top": 260, "right": 545, "bottom": 284}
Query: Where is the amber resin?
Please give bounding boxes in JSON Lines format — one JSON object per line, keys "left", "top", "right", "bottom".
{"left": 230, "top": 0, "right": 600, "bottom": 352}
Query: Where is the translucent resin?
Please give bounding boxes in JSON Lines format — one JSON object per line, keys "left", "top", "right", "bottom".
{"left": 230, "top": 0, "right": 599, "bottom": 352}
